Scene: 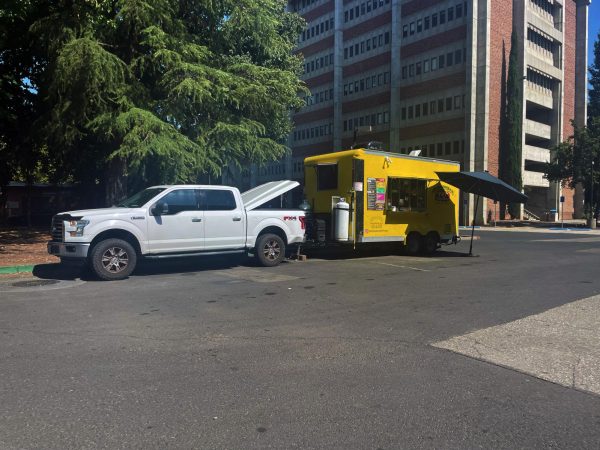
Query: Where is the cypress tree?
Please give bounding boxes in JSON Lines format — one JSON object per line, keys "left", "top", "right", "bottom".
{"left": 588, "top": 30, "right": 600, "bottom": 124}
{"left": 500, "top": 29, "right": 523, "bottom": 219}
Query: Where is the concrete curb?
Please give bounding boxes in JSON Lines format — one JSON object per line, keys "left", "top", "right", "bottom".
{"left": 0, "top": 265, "right": 36, "bottom": 274}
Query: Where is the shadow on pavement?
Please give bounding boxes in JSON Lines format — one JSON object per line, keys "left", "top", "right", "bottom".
{"left": 32, "top": 254, "right": 251, "bottom": 281}
{"left": 303, "top": 244, "right": 468, "bottom": 260}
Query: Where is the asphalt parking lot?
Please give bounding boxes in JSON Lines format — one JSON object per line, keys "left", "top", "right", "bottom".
{"left": 1, "top": 229, "right": 600, "bottom": 449}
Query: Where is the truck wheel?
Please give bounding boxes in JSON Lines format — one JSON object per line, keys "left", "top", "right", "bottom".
{"left": 423, "top": 232, "right": 440, "bottom": 254}
{"left": 405, "top": 233, "right": 422, "bottom": 255}
{"left": 90, "top": 238, "right": 137, "bottom": 281}
{"left": 255, "top": 233, "right": 286, "bottom": 267}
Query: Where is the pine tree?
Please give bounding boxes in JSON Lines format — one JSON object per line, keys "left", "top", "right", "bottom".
{"left": 500, "top": 30, "right": 523, "bottom": 219}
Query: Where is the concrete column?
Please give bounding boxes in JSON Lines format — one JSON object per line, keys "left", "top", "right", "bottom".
{"left": 573, "top": 0, "right": 590, "bottom": 219}
{"left": 470, "top": 0, "right": 491, "bottom": 225}
{"left": 333, "top": 0, "right": 344, "bottom": 150}
{"left": 389, "top": 0, "right": 402, "bottom": 151}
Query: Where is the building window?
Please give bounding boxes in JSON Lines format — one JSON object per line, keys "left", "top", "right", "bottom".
{"left": 410, "top": 22, "right": 415, "bottom": 35}
{"left": 423, "top": 102, "right": 429, "bottom": 116}
{"left": 454, "top": 95, "right": 461, "bottom": 109}
{"left": 401, "top": 107, "right": 406, "bottom": 120}
{"left": 447, "top": 52, "right": 454, "bottom": 66}
{"left": 446, "top": 97, "right": 452, "bottom": 110}
{"left": 440, "top": 10, "right": 446, "bottom": 24}
{"left": 445, "top": 142, "right": 451, "bottom": 155}
{"left": 455, "top": 49, "right": 462, "bottom": 64}
{"left": 408, "top": 105, "right": 413, "bottom": 119}
{"left": 424, "top": 16, "right": 430, "bottom": 30}
{"left": 430, "top": 100, "right": 436, "bottom": 114}
{"left": 424, "top": 59, "right": 430, "bottom": 73}
{"left": 415, "top": 104, "right": 421, "bottom": 118}
{"left": 438, "top": 99, "right": 444, "bottom": 112}
{"left": 402, "top": 66, "right": 407, "bottom": 79}
{"left": 416, "top": 62, "right": 422, "bottom": 75}
{"left": 456, "top": 4, "right": 463, "bottom": 18}
{"left": 417, "top": 19, "right": 422, "bottom": 33}
{"left": 439, "top": 54, "right": 445, "bottom": 69}
{"left": 432, "top": 13, "right": 438, "bottom": 27}
{"left": 431, "top": 57, "right": 438, "bottom": 71}
{"left": 448, "top": 7, "right": 454, "bottom": 21}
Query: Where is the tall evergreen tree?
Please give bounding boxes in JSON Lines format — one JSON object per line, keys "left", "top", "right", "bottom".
{"left": 499, "top": 29, "right": 523, "bottom": 219}
{"left": 1, "top": 0, "right": 307, "bottom": 205}
{"left": 588, "top": 29, "right": 600, "bottom": 123}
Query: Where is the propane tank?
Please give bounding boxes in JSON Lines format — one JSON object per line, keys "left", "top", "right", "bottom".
{"left": 333, "top": 198, "right": 350, "bottom": 241}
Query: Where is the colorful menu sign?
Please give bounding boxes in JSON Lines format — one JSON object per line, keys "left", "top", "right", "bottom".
{"left": 367, "top": 177, "right": 386, "bottom": 210}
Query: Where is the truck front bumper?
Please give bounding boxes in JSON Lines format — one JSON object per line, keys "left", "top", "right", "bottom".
{"left": 47, "top": 241, "right": 90, "bottom": 259}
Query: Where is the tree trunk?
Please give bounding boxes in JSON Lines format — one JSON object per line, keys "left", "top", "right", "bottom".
{"left": 105, "top": 157, "right": 127, "bottom": 207}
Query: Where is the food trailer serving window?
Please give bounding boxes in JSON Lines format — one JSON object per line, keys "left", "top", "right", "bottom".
{"left": 387, "top": 178, "right": 427, "bottom": 211}
{"left": 316, "top": 164, "right": 338, "bottom": 191}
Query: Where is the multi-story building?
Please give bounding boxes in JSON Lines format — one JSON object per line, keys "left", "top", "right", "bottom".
{"left": 278, "top": 0, "right": 590, "bottom": 224}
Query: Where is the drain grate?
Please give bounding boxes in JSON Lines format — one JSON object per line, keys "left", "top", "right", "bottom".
{"left": 11, "top": 279, "right": 60, "bottom": 288}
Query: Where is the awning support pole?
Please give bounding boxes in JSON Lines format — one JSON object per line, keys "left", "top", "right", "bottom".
{"left": 468, "top": 195, "right": 479, "bottom": 256}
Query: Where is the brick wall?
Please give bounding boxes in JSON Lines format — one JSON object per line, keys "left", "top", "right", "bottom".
{"left": 562, "top": 0, "right": 577, "bottom": 218}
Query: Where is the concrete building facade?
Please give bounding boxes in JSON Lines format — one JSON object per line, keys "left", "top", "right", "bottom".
{"left": 254, "top": 0, "right": 590, "bottom": 223}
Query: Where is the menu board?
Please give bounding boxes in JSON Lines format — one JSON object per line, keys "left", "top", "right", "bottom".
{"left": 375, "top": 178, "right": 386, "bottom": 210}
{"left": 367, "top": 177, "right": 386, "bottom": 210}
{"left": 367, "top": 178, "right": 376, "bottom": 210}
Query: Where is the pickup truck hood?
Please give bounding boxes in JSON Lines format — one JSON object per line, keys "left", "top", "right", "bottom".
{"left": 58, "top": 207, "right": 134, "bottom": 218}
{"left": 242, "top": 180, "right": 300, "bottom": 211}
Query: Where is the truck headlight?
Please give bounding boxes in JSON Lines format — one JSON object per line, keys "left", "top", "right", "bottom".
{"left": 67, "top": 220, "right": 90, "bottom": 237}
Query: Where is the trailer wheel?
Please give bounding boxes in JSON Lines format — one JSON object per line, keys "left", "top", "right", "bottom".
{"left": 255, "top": 233, "right": 286, "bottom": 267}
{"left": 405, "top": 233, "right": 422, "bottom": 255}
{"left": 423, "top": 232, "right": 440, "bottom": 254}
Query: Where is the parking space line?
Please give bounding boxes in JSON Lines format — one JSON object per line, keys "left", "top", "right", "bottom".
{"left": 371, "top": 261, "right": 430, "bottom": 272}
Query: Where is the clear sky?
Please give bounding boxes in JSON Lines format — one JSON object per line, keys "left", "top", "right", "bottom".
{"left": 589, "top": 1, "right": 599, "bottom": 73}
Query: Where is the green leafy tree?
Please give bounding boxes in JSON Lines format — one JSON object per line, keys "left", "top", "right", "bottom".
{"left": 2, "top": 0, "right": 306, "bottom": 206}
{"left": 545, "top": 118, "right": 600, "bottom": 218}
{"left": 499, "top": 30, "right": 523, "bottom": 219}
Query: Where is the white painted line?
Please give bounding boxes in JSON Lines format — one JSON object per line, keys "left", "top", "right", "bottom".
{"left": 372, "top": 262, "right": 430, "bottom": 272}
{"left": 214, "top": 268, "right": 298, "bottom": 283}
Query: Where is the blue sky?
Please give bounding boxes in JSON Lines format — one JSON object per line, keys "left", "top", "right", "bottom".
{"left": 590, "top": 2, "right": 599, "bottom": 73}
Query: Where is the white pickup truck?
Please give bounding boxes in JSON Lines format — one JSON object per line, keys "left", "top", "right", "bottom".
{"left": 48, "top": 181, "right": 306, "bottom": 280}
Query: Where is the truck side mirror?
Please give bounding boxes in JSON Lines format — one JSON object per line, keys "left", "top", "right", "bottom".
{"left": 151, "top": 201, "right": 168, "bottom": 215}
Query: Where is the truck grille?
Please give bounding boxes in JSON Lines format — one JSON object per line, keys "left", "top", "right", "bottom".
{"left": 51, "top": 216, "right": 65, "bottom": 242}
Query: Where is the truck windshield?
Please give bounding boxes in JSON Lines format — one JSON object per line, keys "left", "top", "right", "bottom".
{"left": 115, "top": 188, "right": 166, "bottom": 208}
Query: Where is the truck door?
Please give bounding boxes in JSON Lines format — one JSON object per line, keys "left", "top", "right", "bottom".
{"left": 146, "top": 189, "right": 204, "bottom": 253}
{"left": 200, "top": 188, "right": 246, "bottom": 250}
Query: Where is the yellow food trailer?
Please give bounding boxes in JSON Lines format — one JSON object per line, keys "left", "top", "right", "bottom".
{"left": 303, "top": 148, "right": 461, "bottom": 254}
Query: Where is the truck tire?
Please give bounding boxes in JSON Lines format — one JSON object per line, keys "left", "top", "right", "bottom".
{"left": 90, "top": 238, "right": 137, "bottom": 281}
{"left": 405, "top": 232, "right": 422, "bottom": 255}
{"left": 423, "top": 232, "right": 440, "bottom": 254}
{"left": 255, "top": 233, "right": 286, "bottom": 267}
